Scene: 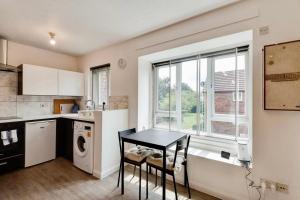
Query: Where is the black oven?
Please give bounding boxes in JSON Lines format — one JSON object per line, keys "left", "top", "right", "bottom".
{"left": 0, "top": 122, "right": 25, "bottom": 173}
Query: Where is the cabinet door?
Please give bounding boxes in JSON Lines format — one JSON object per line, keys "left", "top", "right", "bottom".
{"left": 58, "top": 70, "right": 84, "bottom": 96}
{"left": 25, "top": 120, "right": 56, "bottom": 167}
{"left": 22, "top": 64, "right": 58, "bottom": 95}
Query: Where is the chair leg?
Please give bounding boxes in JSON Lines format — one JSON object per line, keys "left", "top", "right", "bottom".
{"left": 146, "top": 164, "right": 149, "bottom": 199}
{"left": 117, "top": 161, "right": 121, "bottom": 187}
{"left": 139, "top": 165, "right": 142, "bottom": 200}
{"left": 184, "top": 165, "right": 187, "bottom": 187}
{"left": 185, "top": 167, "right": 191, "bottom": 199}
{"left": 172, "top": 175, "right": 178, "bottom": 200}
{"left": 133, "top": 165, "right": 136, "bottom": 178}
{"left": 155, "top": 169, "right": 158, "bottom": 187}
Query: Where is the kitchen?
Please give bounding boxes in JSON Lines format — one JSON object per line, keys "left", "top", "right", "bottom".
{"left": 0, "top": 39, "right": 128, "bottom": 180}
{"left": 2, "top": 1, "right": 300, "bottom": 200}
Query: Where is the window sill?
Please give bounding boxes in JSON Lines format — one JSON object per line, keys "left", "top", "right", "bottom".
{"left": 187, "top": 147, "right": 252, "bottom": 168}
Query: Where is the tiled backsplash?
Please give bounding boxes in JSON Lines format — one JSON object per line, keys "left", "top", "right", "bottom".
{"left": 109, "top": 96, "right": 128, "bottom": 110}
{"left": 0, "top": 71, "right": 77, "bottom": 118}
{"left": 0, "top": 71, "right": 128, "bottom": 117}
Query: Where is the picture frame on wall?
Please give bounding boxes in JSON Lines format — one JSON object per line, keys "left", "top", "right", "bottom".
{"left": 264, "top": 40, "right": 300, "bottom": 111}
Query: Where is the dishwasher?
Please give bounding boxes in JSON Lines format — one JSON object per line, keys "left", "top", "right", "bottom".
{"left": 25, "top": 120, "right": 56, "bottom": 167}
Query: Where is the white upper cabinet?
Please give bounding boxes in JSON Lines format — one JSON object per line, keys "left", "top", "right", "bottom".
{"left": 58, "top": 70, "right": 84, "bottom": 96}
{"left": 20, "top": 64, "right": 58, "bottom": 95}
{"left": 18, "top": 64, "right": 84, "bottom": 96}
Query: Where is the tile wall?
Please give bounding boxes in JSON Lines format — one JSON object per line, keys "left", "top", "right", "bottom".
{"left": 0, "top": 71, "right": 76, "bottom": 118}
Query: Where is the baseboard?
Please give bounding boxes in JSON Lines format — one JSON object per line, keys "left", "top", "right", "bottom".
{"left": 93, "top": 170, "right": 101, "bottom": 179}
{"left": 100, "top": 164, "right": 120, "bottom": 179}
{"left": 148, "top": 169, "right": 245, "bottom": 200}
{"left": 95, "top": 164, "right": 246, "bottom": 200}
{"left": 188, "top": 180, "right": 247, "bottom": 200}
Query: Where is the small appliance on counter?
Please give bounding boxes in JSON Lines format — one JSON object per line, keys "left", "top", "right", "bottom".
{"left": 53, "top": 99, "right": 77, "bottom": 114}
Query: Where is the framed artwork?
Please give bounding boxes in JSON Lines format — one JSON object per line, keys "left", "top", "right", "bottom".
{"left": 264, "top": 40, "right": 300, "bottom": 110}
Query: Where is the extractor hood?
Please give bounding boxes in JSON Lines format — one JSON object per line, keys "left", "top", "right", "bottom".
{"left": 0, "top": 39, "right": 18, "bottom": 72}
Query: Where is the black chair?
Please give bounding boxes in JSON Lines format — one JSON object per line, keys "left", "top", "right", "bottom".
{"left": 146, "top": 135, "right": 191, "bottom": 200}
{"left": 117, "top": 128, "right": 151, "bottom": 200}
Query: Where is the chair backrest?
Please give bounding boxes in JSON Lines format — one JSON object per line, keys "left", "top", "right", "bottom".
{"left": 173, "top": 134, "right": 191, "bottom": 168}
{"left": 118, "top": 128, "right": 136, "bottom": 154}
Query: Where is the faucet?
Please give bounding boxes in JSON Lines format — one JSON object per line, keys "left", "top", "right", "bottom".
{"left": 85, "top": 99, "right": 95, "bottom": 110}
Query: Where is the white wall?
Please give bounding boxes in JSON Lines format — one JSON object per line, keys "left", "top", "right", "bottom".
{"left": 79, "top": 0, "right": 300, "bottom": 199}
{"left": 0, "top": 41, "right": 79, "bottom": 118}
{"left": 7, "top": 41, "right": 78, "bottom": 71}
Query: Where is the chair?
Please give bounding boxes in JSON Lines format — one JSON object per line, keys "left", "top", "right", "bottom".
{"left": 146, "top": 135, "right": 191, "bottom": 200}
{"left": 117, "top": 128, "right": 152, "bottom": 200}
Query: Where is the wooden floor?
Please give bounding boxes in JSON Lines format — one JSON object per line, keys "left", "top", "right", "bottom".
{"left": 0, "top": 158, "right": 220, "bottom": 200}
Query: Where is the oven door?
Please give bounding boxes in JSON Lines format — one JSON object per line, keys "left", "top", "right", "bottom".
{"left": 0, "top": 122, "right": 25, "bottom": 160}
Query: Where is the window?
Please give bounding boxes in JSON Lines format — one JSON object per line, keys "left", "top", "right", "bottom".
{"left": 153, "top": 46, "right": 250, "bottom": 144}
{"left": 91, "top": 64, "right": 110, "bottom": 107}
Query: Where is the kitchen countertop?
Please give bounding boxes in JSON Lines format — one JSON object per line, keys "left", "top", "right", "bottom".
{"left": 0, "top": 113, "right": 95, "bottom": 124}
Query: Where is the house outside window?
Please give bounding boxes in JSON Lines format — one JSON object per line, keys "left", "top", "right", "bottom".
{"left": 153, "top": 46, "right": 251, "bottom": 152}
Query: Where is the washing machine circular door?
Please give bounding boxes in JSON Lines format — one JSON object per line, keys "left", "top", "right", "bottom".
{"left": 75, "top": 133, "right": 89, "bottom": 157}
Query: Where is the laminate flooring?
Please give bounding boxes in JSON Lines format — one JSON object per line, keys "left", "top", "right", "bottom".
{"left": 0, "top": 158, "right": 221, "bottom": 200}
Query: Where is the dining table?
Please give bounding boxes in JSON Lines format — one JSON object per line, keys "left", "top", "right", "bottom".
{"left": 120, "top": 128, "right": 187, "bottom": 200}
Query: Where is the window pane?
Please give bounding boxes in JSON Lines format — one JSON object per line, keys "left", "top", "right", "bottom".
{"left": 238, "top": 123, "right": 248, "bottom": 138}
{"left": 157, "top": 66, "right": 170, "bottom": 111}
{"left": 199, "top": 58, "right": 208, "bottom": 134}
{"left": 169, "top": 65, "right": 177, "bottom": 130}
{"left": 181, "top": 60, "right": 197, "bottom": 134}
{"left": 211, "top": 121, "right": 235, "bottom": 136}
{"left": 98, "top": 70, "right": 108, "bottom": 104}
{"left": 155, "top": 66, "right": 170, "bottom": 129}
{"left": 92, "top": 68, "right": 109, "bottom": 106}
{"left": 237, "top": 54, "right": 246, "bottom": 115}
{"left": 155, "top": 65, "right": 177, "bottom": 129}
{"left": 214, "top": 55, "right": 236, "bottom": 115}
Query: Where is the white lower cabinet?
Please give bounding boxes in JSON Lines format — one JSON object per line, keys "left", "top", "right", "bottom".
{"left": 25, "top": 120, "right": 56, "bottom": 167}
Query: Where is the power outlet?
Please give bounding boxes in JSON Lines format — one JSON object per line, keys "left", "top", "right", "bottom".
{"left": 261, "top": 179, "right": 289, "bottom": 193}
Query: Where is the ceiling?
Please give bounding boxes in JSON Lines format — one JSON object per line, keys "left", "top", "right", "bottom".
{"left": 0, "top": 0, "right": 239, "bottom": 56}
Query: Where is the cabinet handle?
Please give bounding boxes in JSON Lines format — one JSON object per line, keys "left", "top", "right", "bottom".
{"left": 27, "top": 120, "right": 55, "bottom": 125}
{"left": 0, "top": 162, "right": 7, "bottom": 166}
{"left": 0, "top": 153, "right": 4, "bottom": 156}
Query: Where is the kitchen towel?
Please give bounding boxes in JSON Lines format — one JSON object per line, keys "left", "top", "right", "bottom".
{"left": 11, "top": 130, "right": 18, "bottom": 143}
{"left": 1, "top": 131, "right": 10, "bottom": 146}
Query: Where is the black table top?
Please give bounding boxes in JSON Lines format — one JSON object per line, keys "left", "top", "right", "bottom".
{"left": 121, "top": 129, "right": 187, "bottom": 150}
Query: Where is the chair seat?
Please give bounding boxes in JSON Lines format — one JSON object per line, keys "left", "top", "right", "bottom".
{"left": 146, "top": 152, "right": 185, "bottom": 172}
{"left": 125, "top": 147, "right": 152, "bottom": 163}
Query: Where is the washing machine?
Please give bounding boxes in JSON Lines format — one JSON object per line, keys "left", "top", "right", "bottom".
{"left": 73, "top": 121, "right": 94, "bottom": 174}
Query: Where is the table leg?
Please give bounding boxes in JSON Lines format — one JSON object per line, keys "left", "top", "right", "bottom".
{"left": 121, "top": 140, "right": 125, "bottom": 195}
{"left": 162, "top": 149, "right": 166, "bottom": 200}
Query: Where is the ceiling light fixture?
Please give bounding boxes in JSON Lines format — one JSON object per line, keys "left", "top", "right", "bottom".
{"left": 49, "top": 32, "right": 56, "bottom": 45}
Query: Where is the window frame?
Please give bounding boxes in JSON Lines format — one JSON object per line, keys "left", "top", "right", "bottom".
{"left": 209, "top": 52, "right": 249, "bottom": 140}
{"left": 152, "top": 46, "right": 251, "bottom": 154}
{"left": 91, "top": 64, "right": 111, "bottom": 108}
